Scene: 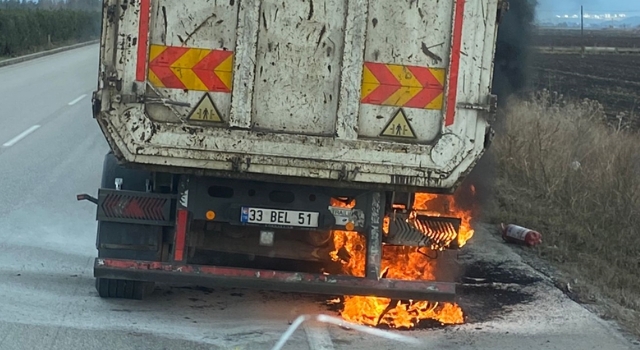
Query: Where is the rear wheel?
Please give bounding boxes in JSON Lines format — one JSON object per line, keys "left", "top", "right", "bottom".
{"left": 95, "top": 278, "right": 155, "bottom": 300}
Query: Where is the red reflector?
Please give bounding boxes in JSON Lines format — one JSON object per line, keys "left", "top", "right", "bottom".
{"left": 174, "top": 209, "right": 189, "bottom": 261}
{"left": 123, "top": 199, "right": 145, "bottom": 217}
{"left": 101, "top": 194, "right": 168, "bottom": 221}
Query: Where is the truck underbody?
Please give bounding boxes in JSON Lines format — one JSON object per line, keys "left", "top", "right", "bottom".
{"left": 80, "top": 152, "right": 462, "bottom": 301}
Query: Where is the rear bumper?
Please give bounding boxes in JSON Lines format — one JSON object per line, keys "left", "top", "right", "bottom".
{"left": 94, "top": 258, "right": 456, "bottom": 301}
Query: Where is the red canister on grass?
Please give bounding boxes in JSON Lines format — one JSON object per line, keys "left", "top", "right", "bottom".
{"left": 501, "top": 224, "right": 542, "bottom": 247}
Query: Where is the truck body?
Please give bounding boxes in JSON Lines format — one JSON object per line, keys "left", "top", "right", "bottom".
{"left": 83, "top": 0, "right": 503, "bottom": 301}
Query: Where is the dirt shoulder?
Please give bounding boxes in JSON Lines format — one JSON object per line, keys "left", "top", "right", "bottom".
{"left": 448, "top": 223, "right": 639, "bottom": 349}
{"left": 486, "top": 223, "right": 640, "bottom": 342}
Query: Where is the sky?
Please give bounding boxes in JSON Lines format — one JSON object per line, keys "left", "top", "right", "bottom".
{"left": 536, "top": 0, "right": 639, "bottom": 15}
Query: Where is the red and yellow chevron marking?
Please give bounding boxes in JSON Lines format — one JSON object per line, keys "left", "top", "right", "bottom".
{"left": 361, "top": 62, "right": 445, "bottom": 110}
{"left": 147, "top": 45, "right": 234, "bottom": 93}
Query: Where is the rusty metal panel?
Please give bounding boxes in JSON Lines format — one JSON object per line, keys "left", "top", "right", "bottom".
{"left": 144, "top": 0, "right": 238, "bottom": 124}
{"left": 95, "top": 258, "right": 457, "bottom": 301}
{"left": 365, "top": 192, "right": 383, "bottom": 279}
{"left": 111, "top": 0, "right": 143, "bottom": 97}
{"left": 357, "top": 0, "right": 453, "bottom": 143}
{"left": 251, "top": 0, "right": 346, "bottom": 135}
{"left": 229, "top": 0, "right": 260, "bottom": 129}
{"left": 454, "top": 0, "right": 500, "bottom": 145}
{"left": 335, "top": 0, "right": 368, "bottom": 140}
{"left": 442, "top": 0, "right": 500, "bottom": 178}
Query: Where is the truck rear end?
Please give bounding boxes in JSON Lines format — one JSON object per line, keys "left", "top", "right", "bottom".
{"left": 82, "top": 0, "right": 502, "bottom": 302}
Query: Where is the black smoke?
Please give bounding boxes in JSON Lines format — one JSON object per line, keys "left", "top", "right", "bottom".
{"left": 456, "top": 0, "right": 538, "bottom": 216}
{"left": 492, "top": 0, "right": 538, "bottom": 106}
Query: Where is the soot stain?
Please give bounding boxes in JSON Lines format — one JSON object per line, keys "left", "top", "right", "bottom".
{"left": 456, "top": 261, "right": 538, "bottom": 324}
{"left": 457, "top": 285, "right": 534, "bottom": 324}
{"left": 463, "top": 261, "right": 543, "bottom": 286}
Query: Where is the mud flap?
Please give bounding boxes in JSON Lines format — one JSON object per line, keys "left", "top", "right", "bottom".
{"left": 96, "top": 152, "right": 165, "bottom": 261}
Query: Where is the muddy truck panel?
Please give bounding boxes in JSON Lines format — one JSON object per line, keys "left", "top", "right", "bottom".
{"left": 95, "top": 0, "right": 500, "bottom": 193}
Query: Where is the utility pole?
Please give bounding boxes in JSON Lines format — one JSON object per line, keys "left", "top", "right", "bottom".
{"left": 581, "top": 5, "right": 584, "bottom": 36}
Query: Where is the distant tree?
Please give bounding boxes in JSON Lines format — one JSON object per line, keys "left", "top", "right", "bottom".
{"left": 0, "top": 0, "right": 101, "bottom": 56}
{"left": 37, "top": 0, "right": 55, "bottom": 9}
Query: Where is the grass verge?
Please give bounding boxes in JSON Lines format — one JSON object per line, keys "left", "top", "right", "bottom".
{"left": 488, "top": 91, "right": 640, "bottom": 334}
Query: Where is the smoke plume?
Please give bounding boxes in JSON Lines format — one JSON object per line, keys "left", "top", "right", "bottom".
{"left": 456, "top": 0, "right": 538, "bottom": 216}
{"left": 492, "top": 0, "right": 538, "bottom": 106}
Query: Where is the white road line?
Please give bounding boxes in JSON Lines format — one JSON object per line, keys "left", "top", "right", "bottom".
{"left": 304, "top": 324, "right": 335, "bottom": 350}
{"left": 274, "top": 314, "right": 418, "bottom": 350}
{"left": 68, "top": 94, "right": 87, "bottom": 106}
{"left": 2, "top": 125, "right": 41, "bottom": 147}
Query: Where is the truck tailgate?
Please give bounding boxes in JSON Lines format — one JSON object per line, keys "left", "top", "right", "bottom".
{"left": 96, "top": 0, "right": 499, "bottom": 191}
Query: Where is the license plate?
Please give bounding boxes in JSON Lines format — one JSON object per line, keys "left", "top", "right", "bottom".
{"left": 240, "top": 207, "right": 319, "bottom": 228}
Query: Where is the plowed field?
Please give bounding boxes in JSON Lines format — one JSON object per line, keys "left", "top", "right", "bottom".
{"left": 531, "top": 30, "right": 640, "bottom": 128}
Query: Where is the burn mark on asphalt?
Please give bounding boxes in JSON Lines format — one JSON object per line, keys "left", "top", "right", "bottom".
{"left": 455, "top": 261, "right": 538, "bottom": 325}
{"left": 457, "top": 285, "right": 533, "bottom": 324}
{"left": 463, "top": 261, "right": 543, "bottom": 286}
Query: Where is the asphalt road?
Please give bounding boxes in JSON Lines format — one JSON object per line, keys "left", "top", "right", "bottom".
{"left": 0, "top": 45, "right": 638, "bottom": 350}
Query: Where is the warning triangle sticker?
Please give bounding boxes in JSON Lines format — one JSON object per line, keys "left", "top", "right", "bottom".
{"left": 188, "top": 94, "right": 224, "bottom": 123}
{"left": 380, "top": 109, "right": 417, "bottom": 139}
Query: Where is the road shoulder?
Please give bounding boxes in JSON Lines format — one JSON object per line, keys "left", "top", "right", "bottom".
{"left": 0, "top": 41, "right": 99, "bottom": 69}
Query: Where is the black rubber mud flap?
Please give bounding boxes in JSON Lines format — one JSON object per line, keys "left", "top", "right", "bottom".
{"left": 97, "top": 152, "right": 163, "bottom": 261}
{"left": 95, "top": 152, "right": 163, "bottom": 295}
{"left": 95, "top": 278, "right": 155, "bottom": 300}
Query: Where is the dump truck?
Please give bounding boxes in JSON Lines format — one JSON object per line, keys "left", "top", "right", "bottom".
{"left": 79, "top": 0, "right": 505, "bottom": 300}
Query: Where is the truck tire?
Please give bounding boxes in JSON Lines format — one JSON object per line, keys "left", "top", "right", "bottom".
{"left": 95, "top": 278, "right": 154, "bottom": 300}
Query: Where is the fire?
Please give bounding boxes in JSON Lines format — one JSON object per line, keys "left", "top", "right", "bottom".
{"left": 329, "top": 191, "right": 475, "bottom": 329}
{"left": 340, "top": 296, "right": 464, "bottom": 329}
{"left": 413, "top": 193, "right": 475, "bottom": 248}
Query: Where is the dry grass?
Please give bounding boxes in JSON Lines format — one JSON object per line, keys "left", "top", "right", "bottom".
{"left": 489, "top": 91, "right": 640, "bottom": 328}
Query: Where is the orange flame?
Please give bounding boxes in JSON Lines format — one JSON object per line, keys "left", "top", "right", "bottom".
{"left": 329, "top": 190, "right": 475, "bottom": 328}
{"left": 413, "top": 193, "right": 475, "bottom": 248}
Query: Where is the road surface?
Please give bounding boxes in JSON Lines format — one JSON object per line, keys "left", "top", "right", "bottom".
{"left": 0, "top": 45, "right": 638, "bottom": 350}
